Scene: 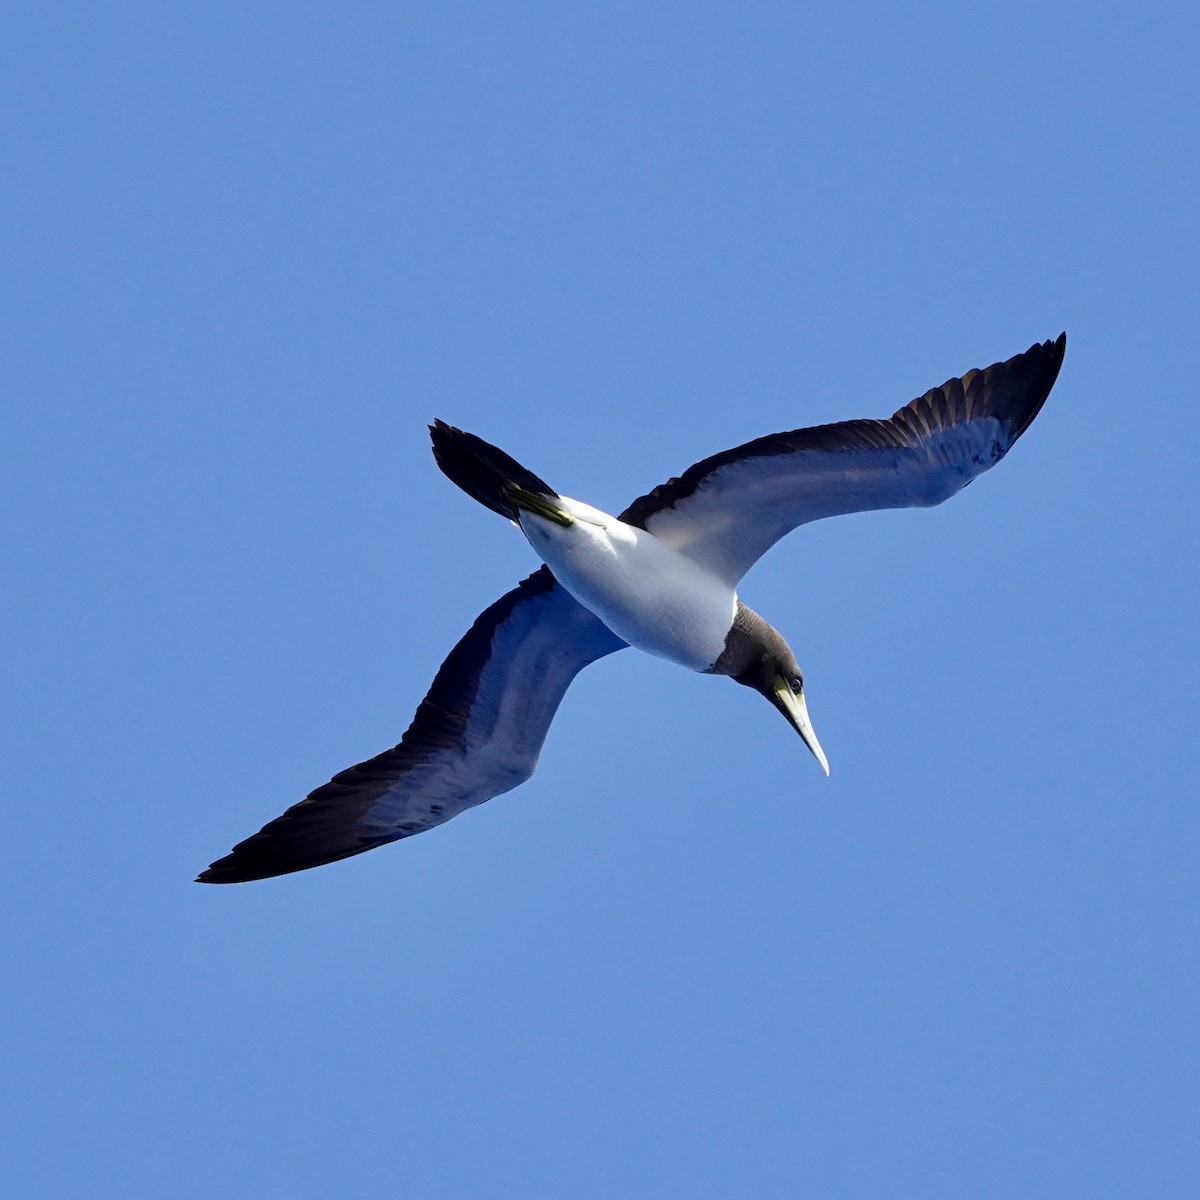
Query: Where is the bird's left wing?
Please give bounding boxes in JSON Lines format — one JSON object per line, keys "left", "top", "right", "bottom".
{"left": 198, "top": 567, "right": 625, "bottom": 883}
{"left": 620, "top": 335, "right": 1065, "bottom": 586}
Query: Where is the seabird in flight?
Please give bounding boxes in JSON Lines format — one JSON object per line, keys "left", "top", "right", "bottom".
{"left": 198, "top": 334, "right": 1065, "bottom": 883}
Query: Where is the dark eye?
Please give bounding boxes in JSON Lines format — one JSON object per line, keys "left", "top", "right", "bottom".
{"left": 790, "top": 677, "right": 803, "bottom": 694}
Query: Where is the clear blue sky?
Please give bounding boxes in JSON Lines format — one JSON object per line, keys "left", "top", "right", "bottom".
{"left": 4, "top": 3, "right": 1197, "bottom": 1196}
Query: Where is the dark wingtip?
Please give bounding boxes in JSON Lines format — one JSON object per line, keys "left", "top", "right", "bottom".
{"left": 195, "top": 854, "right": 257, "bottom": 884}
{"left": 1001, "top": 331, "right": 1067, "bottom": 443}
{"left": 194, "top": 775, "right": 405, "bottom": 884}
{"left": 194, "top": 834, "right": 388, "bottom": 885}
{"left": 1042, "top": 330, "right": 1067, "bottom": 379}
{"left": 196, "top": 857, "right": 245, "bottom": 885}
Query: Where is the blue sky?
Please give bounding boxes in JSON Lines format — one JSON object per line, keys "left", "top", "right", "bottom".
{"left": 3, "top": 2, "right": 1197, "bottom": 1196}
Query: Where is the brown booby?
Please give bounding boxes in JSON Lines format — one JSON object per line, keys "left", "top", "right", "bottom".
{"left": 199, "top": 334, "right": 1065, "bottom": 883}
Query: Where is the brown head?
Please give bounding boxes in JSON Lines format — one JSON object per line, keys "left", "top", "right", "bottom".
{"left": 707, "top": 602, "right": 830, "bottom": 775}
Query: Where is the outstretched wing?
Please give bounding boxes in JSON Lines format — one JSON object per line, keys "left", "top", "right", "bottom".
{"left": 198, "top": 568, "right": 625, "bottom": 883}
{"left": 620, "top": 335, "right": 1066, "bottom": 586}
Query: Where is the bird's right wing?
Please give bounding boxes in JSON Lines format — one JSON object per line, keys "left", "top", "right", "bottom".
{"left": 198, "top": 567, "right": 625, "bottom": 883}
{"left": 620, "top": 335, "right": 1065, "bottom": 587}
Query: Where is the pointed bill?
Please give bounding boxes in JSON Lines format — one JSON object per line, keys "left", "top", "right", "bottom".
{"left": 773, "top": 679, "right": 831, "bottom": 776}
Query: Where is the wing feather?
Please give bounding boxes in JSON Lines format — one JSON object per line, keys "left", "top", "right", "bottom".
{"left": 620, "top": 335, "right": 1065, "bottom": 586}
{"left": 197, "top": 568, "right": 625, "bottom": 883}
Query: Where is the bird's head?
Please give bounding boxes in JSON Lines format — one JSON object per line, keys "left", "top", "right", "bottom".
{"left": 714, "top": 604, "right": 830, "bottom": 777}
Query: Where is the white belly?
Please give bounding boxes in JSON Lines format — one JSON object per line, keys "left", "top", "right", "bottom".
{"left": 518, "top": 496, "right": 736, "bottom": 671}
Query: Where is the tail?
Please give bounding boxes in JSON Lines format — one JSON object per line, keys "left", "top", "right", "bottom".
{"left": 429, "top": 420, "right": 564, "bottom": 522}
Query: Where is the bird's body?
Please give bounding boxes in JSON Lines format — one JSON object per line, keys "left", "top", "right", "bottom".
{"left": 518, "top": 498, "right": 737, "bottom": 671}
{"left": 199, "top": 334, "right": 1066, "bottom": 884}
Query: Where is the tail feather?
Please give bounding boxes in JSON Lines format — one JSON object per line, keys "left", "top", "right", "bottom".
{"left": 429, "top": 420, "right": 559, "bottom": 519}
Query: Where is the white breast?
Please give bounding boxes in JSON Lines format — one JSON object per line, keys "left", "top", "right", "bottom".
{"left": 517, "top": 496, "right": 737, "bottom": 672}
